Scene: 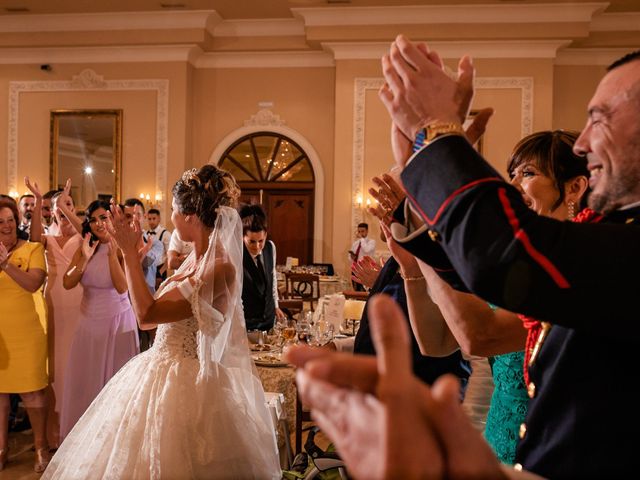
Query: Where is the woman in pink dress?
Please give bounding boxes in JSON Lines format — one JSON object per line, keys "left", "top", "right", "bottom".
{"left": 59, "top": 200, "right": 139, "bottom": 439}
{"left": 26, "top": 179, "right": 84, "bottom": 448}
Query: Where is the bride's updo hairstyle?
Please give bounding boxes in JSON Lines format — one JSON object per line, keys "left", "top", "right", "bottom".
{"left": 172, "top": 165, "right": 240, "bottom": 227}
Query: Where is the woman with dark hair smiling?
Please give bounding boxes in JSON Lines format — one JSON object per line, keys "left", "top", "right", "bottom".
{"left": 59, "top": 199, "right": 139, "bottom": 440}
{"left": 393, "top": 130, "right": 591, "bottom": 464}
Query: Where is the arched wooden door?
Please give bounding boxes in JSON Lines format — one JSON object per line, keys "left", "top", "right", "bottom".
{"left": 218, "top": 131, "right": 315, "bottom": 265}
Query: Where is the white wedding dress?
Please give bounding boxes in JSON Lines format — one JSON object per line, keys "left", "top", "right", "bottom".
{"left": 43, "top": 207, "right": 281, "bottom": 480}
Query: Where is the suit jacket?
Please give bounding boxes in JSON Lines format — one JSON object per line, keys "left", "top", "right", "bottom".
{"left": 398, "top": 134, "right": 640, "bottom": 478}
{"left": 242, "top": 240, "right": 276, "bottom": 331}
{"left": 353, "top": 256, "right": 471, "bottom": 389}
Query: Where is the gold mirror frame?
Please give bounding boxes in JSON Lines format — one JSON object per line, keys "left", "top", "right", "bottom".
{"left": 50, "top": 109, "right": 122, "bottom": 208}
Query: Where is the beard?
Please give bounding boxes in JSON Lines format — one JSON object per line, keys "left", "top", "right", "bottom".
{"left": 588, "top": 167, "right": 640, "bottom": 214}
{"left": 24, "top": 211, "right": 32, "bottom": 220}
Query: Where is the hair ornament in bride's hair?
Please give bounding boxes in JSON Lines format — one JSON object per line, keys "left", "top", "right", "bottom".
{"left": 181, "top": 168, "right": 200, "bottom": 184}
{"left": 172, "top": 165, "right": 240, "bottom": 228}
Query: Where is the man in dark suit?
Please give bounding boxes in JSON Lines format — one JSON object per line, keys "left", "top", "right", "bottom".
{"left": 239, "top": 205, "right": 285, "bottom": 332}
{"left": 286, "top": 42, "right": 640, "bottom": 479}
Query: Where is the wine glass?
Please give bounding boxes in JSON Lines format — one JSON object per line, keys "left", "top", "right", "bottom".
{"left": 296, "top": 317, "right": 312, "bottom": 344}
{"left": 314, "top": 319, "right": 335, "bottom": 346}
{"left": 282, "top": 319, "right": 297, "bottom": 345}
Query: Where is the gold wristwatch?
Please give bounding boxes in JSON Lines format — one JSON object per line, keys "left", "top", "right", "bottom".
{"left": 423, "top": 121, "right": 465, "bottom": 144}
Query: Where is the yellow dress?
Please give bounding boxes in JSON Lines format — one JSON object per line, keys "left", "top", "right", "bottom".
{"left": 0, "top": 241, "right": 48, "bottom": 393}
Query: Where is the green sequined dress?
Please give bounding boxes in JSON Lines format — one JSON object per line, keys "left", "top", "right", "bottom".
{"left": 484, "top": 352, "right": 529, "bottom": 464}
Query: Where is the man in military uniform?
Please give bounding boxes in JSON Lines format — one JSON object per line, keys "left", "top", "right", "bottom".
{"left": 285, "top": 41, "right": 640, "bottom": 479}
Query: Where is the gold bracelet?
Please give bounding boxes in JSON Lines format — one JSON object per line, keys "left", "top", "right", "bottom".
{"left": 400, "top": 272, "right": 425, "bottom": 282}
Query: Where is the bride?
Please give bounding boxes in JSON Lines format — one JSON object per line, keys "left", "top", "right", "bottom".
{"left": 43, "top": 166, "right": 281, "bottom": 479}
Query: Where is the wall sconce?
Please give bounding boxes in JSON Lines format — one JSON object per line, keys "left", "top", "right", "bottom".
{"left": 139, "top": 192, "right": 153, "bottom": 209}
{"left": 356, "top": 194, "right": 363, "bottom": 208}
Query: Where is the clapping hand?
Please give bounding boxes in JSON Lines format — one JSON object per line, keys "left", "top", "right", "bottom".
{"left": 368, "top": 173, "right": 405, "bottom": 227}
{"left": 81, "top": 233, "right": 98, "bottom": 260}
{"left": 24, "top": 176, "right": 42, "bottom": 200}
{"left": 351, "top": 255, "right": 381, "bottom": 290}
{"left": 106, "top": 200, "right": 142, "bottom": 258}
{"left": 0, "top": 243, "right": 9, "bottom": 269}
{"left": 285, "top": 294, "right": 506, "bottom": 479}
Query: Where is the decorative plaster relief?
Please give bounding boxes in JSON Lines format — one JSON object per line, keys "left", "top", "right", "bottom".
{"left": 244, "top": 108, "right": 286, "bottom": 127}
{"left": 8, "top": 69, "right": 169, "bottom": 214}
{"left": 352, "top": 76, "right": 533, "bottom": 230}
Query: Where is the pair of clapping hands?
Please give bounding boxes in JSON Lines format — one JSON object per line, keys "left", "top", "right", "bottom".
{"left": 283, "top": 35, "right": 506, "bottom": 480}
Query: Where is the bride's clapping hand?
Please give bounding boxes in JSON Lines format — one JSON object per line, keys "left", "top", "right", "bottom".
{"left": 106, "top": 200, "right": 141, "bottom": 257}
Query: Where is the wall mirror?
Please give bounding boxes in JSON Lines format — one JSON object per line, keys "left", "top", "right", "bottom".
{"left": 50, "top": 109, "right": 122, "bottom": 209}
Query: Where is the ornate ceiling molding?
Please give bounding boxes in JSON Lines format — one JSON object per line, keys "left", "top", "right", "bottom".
{"left": 195, "top": 50, "right": 334, "bottom": 68}
{"left": 351, "top": 76, "right": 533, "bottom": 230}
{"left": 324, "top": 40, "right": 571, "bottom": 60}
{"left": 555, "top": 47, "right": 632, "bottom": 65}
{"left": 0, "top": 45, "right": 200, "bottom": 65}
{"left": 294, "top": 3, "right": 607, "bottom": 26}
{"left": 0, "top": 10, "right": 220, "bottom": 33}
{"left": 7, "top": 68, "right": 169, "bottom": 214}
{"left": 212, "top": 18, "right": 305, "bottom": 37}
{"left": 590, "top": 12, "right": 640, "bottom": 31}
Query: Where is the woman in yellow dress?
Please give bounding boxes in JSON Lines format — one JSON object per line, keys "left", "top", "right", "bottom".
{"left": 0, "top": 198, "right": 49, "bottom": 472}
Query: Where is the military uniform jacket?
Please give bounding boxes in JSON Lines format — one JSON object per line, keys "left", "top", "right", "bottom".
{"left": 396, "top": 134, "right": 640, "bottom": 479}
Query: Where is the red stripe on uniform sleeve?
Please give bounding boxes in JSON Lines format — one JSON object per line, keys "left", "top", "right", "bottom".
{"left": 498, "top": 188, "right": 570, "bottom": 289}
{"left": 405, "top": 177, "right": 502, "bottom": 225}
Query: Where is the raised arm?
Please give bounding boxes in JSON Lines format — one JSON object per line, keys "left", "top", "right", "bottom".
{"left": 107, "top": 202, "right": 191, "bottom": 330}
{"left": 381, "top": 222, "right": 459, "bottom": 356}
{"left": 63, "top": 235, "right": 96, "bottom": 290}
{"left": 24, "top": 177, "right": 44, "bottom": 244}
{"left": 420, "top": 263, "right": 527, "bottom": 356}
{"left": 56, "top": 179, "right": 83, "bottom": 235}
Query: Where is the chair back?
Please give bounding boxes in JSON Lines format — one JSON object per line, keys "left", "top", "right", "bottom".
{"left": 284, "top": 272, "right": 321, "bottom": 311}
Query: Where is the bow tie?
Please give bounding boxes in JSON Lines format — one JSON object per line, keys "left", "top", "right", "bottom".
{"left": 147, "top": 231, "right": 156, "bottom": 235}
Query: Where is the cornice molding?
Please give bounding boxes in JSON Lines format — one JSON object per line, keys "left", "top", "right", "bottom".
{"left": 0, "top": 10, "right": 221, "bottom": 33}
{"left": 0, "top": 44, "right": 201, "bottom": 65}
{"left": 324, "top": 40, "right": 571, "bottom": 60}
{"left": 195, "top": 50, "right": 334, "bottom": 68}
{"left": 293, "top": 3, "right": 607, "bottom": 26}
{"left": 212, "top": 18, "right": 305, "bottom": 37}
{"left": 590, "top": 12, "right": 640, "bottom": 31}
{"left": 555, "top": 48, "right": 632, "bottom": 65}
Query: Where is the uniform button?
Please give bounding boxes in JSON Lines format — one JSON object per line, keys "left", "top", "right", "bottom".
{"left": 527, "top": 381, "right": 536, "bottom": 398}
{"left": 519, "top": 422, "right": 527, "bottom": 439}
{"left": 513, "top": 463, "right": 523, "bottom": 471}
{"left": 427, "top": 229, "right": 440, "bottom": 242}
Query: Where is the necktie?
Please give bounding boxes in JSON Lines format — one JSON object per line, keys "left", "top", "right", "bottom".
{"left": 255, "top": 254, "right": 267, "bottom": 283}
{"left": 354, "top": 241, "right": 362, "bottom": 262}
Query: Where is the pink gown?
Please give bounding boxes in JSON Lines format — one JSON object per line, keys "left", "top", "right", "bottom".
{"left": 44, "top": 233, "right": 83, "bottom": 445}
{"left": 59, "top": 244, "right": 139, "bottom": 439}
